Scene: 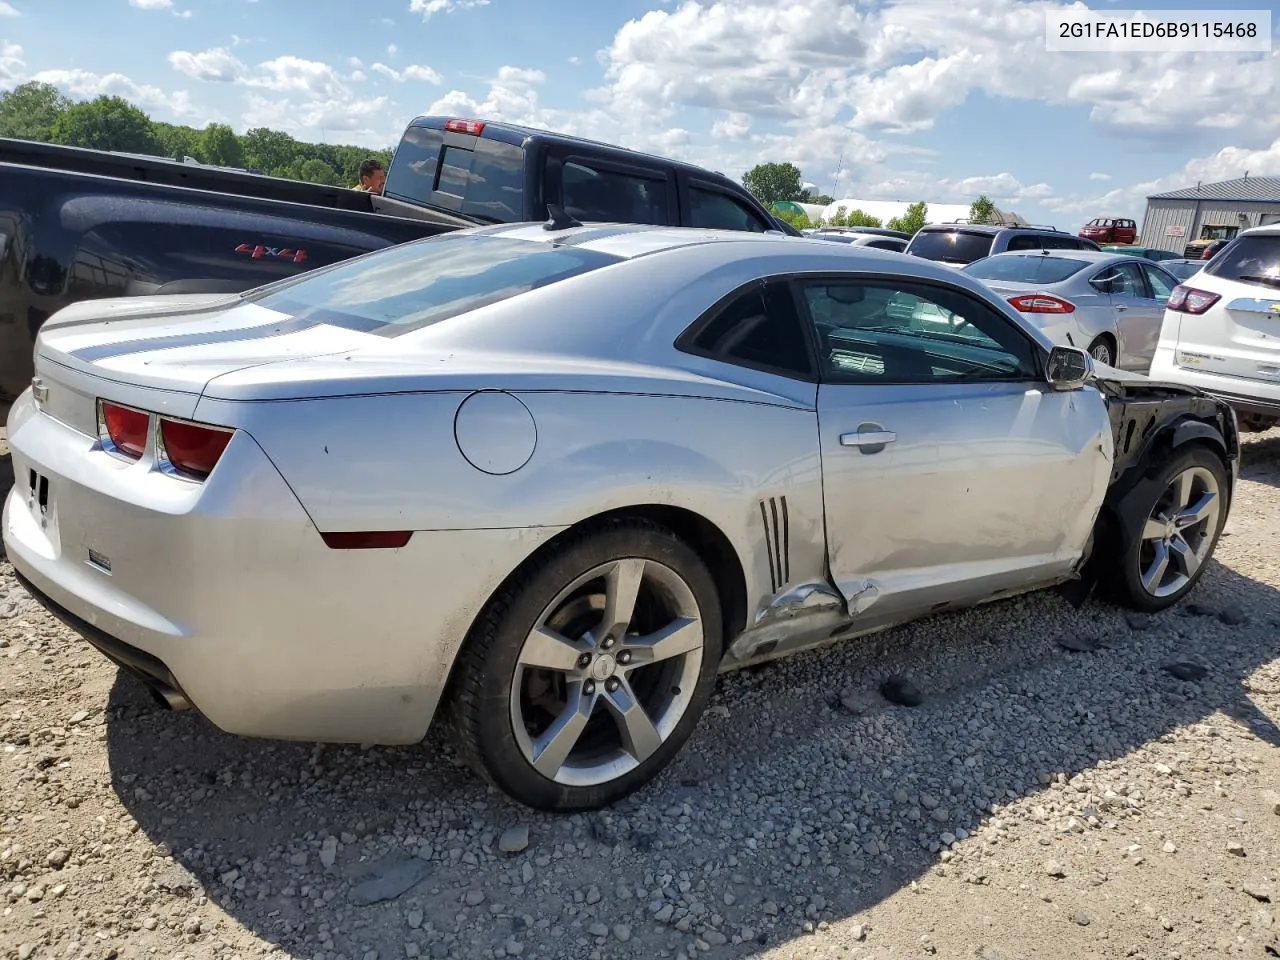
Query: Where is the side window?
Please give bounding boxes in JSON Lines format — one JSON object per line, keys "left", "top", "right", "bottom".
{"left": 1093, "top": 262, "right": 1146, "bottom": 297}
{"left": 1143, "top": 264, "right": 1176, "bottom": 300}
{"left": 1006, "top": 234, "right": 1045, "bottom": 251}
{"left": 799, "top": 279, "right": 1039, "bottom": 385}
{"left": 384, "top": 124, "right": 445, "bottom": 204}
{"left": 687, "top": 187, "right": 771, "bottom": 232}
{"left": 560, "top": 160, "right": 669, "bottom": 225}
{"left": 678, "top": 282, "right": 813, "bottom": 379}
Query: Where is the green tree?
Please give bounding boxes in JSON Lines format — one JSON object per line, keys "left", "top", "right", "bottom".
{"left": 199, "top": 123, "right": 244, "bottom": 168}
{"left": 804, "top": 192, "right": 835, "bottom": 205}
{"left": 826, "top": 206, "right": 883, "bottom": 229}
{"left": 298, "top": 158, "right": 338, "bottom": 185}
{"left": 774, "top": 210, "right": 812, "bottom": 230}
{"left": 887, "top": 200, "right": 928, "bottom": 235}
{"left": 152, "top": 121, "right": 202, "bottom": 162}
{"left": 969, "top": 194, "right": 996, "bottom": 225}
{"left": 50, "top": 95, "right": 158, "bottom": 154}
{"left": 742, "top": 161, "right": 806, "bottom": 207}
{"left": 242, "top": 126, "right": 299, "bottom": 175}
{"left": 0, "top": 82, "right": 70, "bottom": 142}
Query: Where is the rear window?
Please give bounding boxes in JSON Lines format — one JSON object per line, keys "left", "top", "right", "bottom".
{"left": 384, "top": 125, "right": 525, "bottom": 223}
{"left": 251, "top": 235, "right": 620, "bottom": 336}
{"left": 1204, "top": 236, "right": 1280, "bottom": 290}
{"left": 964, "top": 255, "right": 1089, "bottom": 284}
{"left": 907, "top": 230, "right": 994, "bottom": 265}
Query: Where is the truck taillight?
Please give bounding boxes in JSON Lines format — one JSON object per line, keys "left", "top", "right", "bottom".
{"left": 158, "top": 417, "right": 234, "bottom": 481}
{"left": 1167, "top": 285, "right": 1221, "bottom": 315}
{"left": 1008, "top": 293, "right": 1076, "bottom": 314}
{"left": 98, "top": 401, "right": 149, "bottom": 459}
{"left": 445, "top": 118, "right": 484, "bottom": 135}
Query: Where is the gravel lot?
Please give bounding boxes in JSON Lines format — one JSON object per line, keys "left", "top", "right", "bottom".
{"left": 4, "top": 431, "right": 1280, "bottom": 960}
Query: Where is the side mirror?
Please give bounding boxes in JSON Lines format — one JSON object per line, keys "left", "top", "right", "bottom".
{"left": 1046, "top": 344, "right": 1091, "bottom": 390}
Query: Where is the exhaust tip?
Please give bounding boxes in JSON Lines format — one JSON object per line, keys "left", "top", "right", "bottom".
{"left": 146, "top": 684, "right": 192, "bottom": 712}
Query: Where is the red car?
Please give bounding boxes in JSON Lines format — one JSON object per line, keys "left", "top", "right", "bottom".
{"left": 1079, "top": 216, "right": 1138, "bottom": 245}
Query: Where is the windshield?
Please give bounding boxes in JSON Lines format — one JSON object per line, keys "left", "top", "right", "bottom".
{"left": 906, "top": 230, "right": 994, "bottom": 265}
{"left": 963, "top": 255, "right": 1089, "bottom": 284}
{"left": 251, "top": 234, "right": 621, "bottom": 335}
{"left": 1204, "top": 236, "right": 1280, "bottom": 290}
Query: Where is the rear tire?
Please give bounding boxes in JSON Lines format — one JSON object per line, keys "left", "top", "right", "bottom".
{"left": 1106, "top": 445, "right": 1228, "bottom": 612}
{"left": 450, "top": 519, "right": 721, "bottom": 811}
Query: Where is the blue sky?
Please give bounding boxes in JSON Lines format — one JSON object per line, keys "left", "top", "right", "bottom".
{"left": 1, "top": 0, "right": 1278, "bottom": 232}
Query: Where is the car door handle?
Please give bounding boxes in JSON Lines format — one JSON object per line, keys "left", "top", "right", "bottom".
{"left": 840, "top": 430, "right": 897, "bottom": 447}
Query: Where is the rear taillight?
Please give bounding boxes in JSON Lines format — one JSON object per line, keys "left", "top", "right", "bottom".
{"left": 98, "top": 401, "right": 149, "bottom": 459}
{"left": 159, "top": 418, "right": 234, "bottom": 481}
{"left": 1167, "top": 285, "right": 1221, "bottom": 315}
{"left": 445, "top": 118, "right": 484, "bottom": 135}
{"left": 1008, "top": 293, "right": 1076, "bottom": 314}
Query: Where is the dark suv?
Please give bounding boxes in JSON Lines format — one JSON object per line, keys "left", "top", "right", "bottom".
{"left": 904, "top": 223, "right": 1101, "bottom": 267}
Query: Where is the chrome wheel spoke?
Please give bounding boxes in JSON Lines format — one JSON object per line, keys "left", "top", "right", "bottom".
{"left": 600, "top": 559, "right": 645, "bottom": 640}
{"left": 1173, "top": 470, "right": 1195, "bottom": 510}
{"left": 518, "top": 626, "right": 585, "bottom": 672}
{"left": 1142, "top": 516, "right": 1168, "bottom": 541}
{"left": 623, "top": 616, "right": 702, "bottom": 667}
{"left": 602, "top": 679, "right": 663, "bottom": 764}
{"left": 1142, "top": 540, "right": 1170, "bottom": 592}
{"left": 1168, "top": 535, "right": 1202, "bottom": 579}
{"left": 1175, "top": 491, "right": 1216, "bottom": 528}
{"left": 530, "top": 682, "right": 596, "bottom": 778}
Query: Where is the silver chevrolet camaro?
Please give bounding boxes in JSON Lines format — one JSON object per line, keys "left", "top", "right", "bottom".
{"left": 4, "top": 222, "right": 1240, "bottom": 811}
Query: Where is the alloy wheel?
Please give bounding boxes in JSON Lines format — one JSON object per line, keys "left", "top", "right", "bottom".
{"left": 1089, "top": 340, "right": 1114, "bottom": 366}
{"left": 510, "top": 558, "right": 705, "bottom": 787}
{"left": 1138, "top": 465, "right": 1221, "bottom": 598}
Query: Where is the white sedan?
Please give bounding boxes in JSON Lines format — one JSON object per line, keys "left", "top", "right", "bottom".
{"left": 4, "top": 223, "right": 1239, "bottom": 810}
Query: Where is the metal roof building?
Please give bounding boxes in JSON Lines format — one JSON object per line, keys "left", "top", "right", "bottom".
{"left": 1139, "top": 174, "right": 1280, "bottom": 255}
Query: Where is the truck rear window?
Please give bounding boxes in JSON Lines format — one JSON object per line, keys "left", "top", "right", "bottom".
{"left": 250, "top": 234, "right": 620, "bottom": 335}
{"left": 1204, "top": 236, "right": 1280, "bottom": 290}
{"left": 906, "top": 230, "right": 994, "bottom": 265}
{"left": 385, "top": 125, "right": 525, "bottom": 223}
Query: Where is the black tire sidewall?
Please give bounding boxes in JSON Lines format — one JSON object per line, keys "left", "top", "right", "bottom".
{"left": 1113, "top": 445, "right": 1229, "bottom": 612}
{"left": 467, "top": 522, "right": 722, "bottom": 811}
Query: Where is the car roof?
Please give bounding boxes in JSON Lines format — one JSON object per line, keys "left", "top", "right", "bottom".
{"left": 915, "top": 223, "right": 1070, "bottom": 237}
{"left": 974, "top": 249, "right": 1168, "bottom": 267}
{"left": 1242, "top": 223, "right": 1280, "bottom": 237}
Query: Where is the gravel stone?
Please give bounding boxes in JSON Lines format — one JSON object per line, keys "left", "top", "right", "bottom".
{"left": 498, "top": 825, "right": 530, "bottom": 854}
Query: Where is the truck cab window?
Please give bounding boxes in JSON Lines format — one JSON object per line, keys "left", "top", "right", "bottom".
{"left": 560, "top": 161, "right": 669, "bottom": 225}
{"left": 688, "top": 188, "right": 771, "bottom": 232}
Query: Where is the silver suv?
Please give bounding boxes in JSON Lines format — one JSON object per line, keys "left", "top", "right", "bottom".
{"left": 905, "top": 223, "right": 1102, "bottom": 267}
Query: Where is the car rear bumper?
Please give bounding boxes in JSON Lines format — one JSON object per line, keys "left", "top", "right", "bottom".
{"left": 4, "top": 393, "right": 563, "bottom": 744}
{"left": 1149, "top": 347, "right": 1280, "bottom": 421}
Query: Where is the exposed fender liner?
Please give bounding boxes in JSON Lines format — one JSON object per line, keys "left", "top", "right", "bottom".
{"left": 1170, "top": 417, "right": 1230, "bottom": 458}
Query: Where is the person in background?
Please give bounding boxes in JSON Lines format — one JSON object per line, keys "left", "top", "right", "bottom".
{"left": 355, "top": 159, "right": 386, "bottom": 194}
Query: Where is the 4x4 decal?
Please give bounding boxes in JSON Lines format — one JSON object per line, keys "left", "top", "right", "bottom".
{"left": 235, "top": 243, "right": 308, "bottom": 264}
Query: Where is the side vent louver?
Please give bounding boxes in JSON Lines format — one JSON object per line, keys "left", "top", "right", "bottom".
{"left": 759, "top": 495, "right": 790, "bottom": 593}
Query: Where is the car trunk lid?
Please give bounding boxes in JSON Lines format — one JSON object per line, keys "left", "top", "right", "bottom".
{"left": 33, "top": 293, "right": 381, "bottom": 430}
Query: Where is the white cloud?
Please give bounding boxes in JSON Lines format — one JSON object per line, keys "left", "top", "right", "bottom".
{"left": 567, "top": 55, "right": 581, "bottom": 66}
{"left": 0, "top": 40, "right": 23, "bottom": 84}
{"left": 0, "top": 3, "right": 19, "bottom": 17}
{"left": 1050, "top": 138, "right": 1280, "bottom": 219}
{"left": 595, "top": 0, "right": 1279, "bottom": 146}
{"left": 711, "top": 111, "right": 751, "bottom": 140}
{"left": 387, "top": 43, "right": 398, "bottom": 58}
{"left": 347, "top": 56, "right": 363, "bottom": 68}
{"left": 1089, "top": 172, "right": 1112, "bottom": 181}
{"left": 351, "top": 69, "right": 367, "bottom": 82}
{"left": 372, "top": 62, "right": 444, "bottom": 84}
{"left": 128, "top": 0, "right": 171, "bottom": 7}
{"left": 409, "top": 0, "right": 489, "bottom": 20}
{"left": 30, "top": 67, "right": 194, "bottom": 117}
{"left": 168, "top": 47, "right": 245, "bottom": 83}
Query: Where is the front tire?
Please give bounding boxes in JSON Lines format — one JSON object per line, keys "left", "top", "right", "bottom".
{"left": 1108, "top": 445, "right": 1228, "bottom": 612}
{"left": 450, "top": 519, "right": 722, "bottom": 811}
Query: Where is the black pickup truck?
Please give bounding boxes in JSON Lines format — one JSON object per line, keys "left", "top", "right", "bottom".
{"left": 0, "top": 116, "right": 791, "bottom": 403}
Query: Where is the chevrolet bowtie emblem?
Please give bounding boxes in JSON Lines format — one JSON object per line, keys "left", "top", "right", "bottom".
{"left": 31, "top": 377, "right": 48, "bottom": 404}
